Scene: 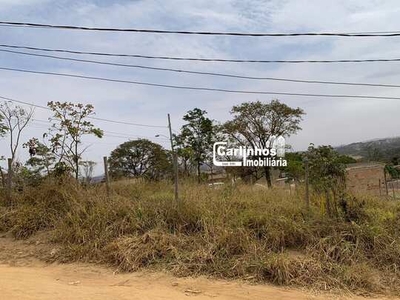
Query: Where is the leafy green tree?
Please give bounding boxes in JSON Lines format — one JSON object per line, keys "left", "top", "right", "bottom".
{"left": 306, "top": 144, "right": 346, "bottom": 217}
{"left": 176, "top": 108, "right": 216, "bottom": 182}
{"left": 283, "top": 152, "right": 305, "bottom": 181}
{"left": 385, "top": 165, "right": 399, "bottom": 179}
{"left": 14, "top": 164, "right": 43, "bottom": 187}
{"left": 23, "top": 138, "right": 56, "bottom": 176}
{"left": 46, "top": 101, "right": 103, "bottom": 180}
{"left": 109, "top": 139, "right": 172, "bottom": 180}
{"left": 281, "top": 152, "right": 353, "bottom": 183}
{"left": 337, "top": 155, "right": 357, "bottom": 165}
{"left": 174, "top": 134, "right": 195, "bottom": 176}
{"left": 223, "top": 100, "right": 305, "bottom": 187}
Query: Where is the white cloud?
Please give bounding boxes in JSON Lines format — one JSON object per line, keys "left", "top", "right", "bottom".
{"left": 0, "top": 0, "right": 399, "bottom": 173}
{"left": 0, "top": 0, "right": 49, "bottom": 5}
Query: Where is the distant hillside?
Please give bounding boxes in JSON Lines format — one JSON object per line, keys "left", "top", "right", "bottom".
{"left": 335, "top": 137, "right": 400, "bottom": 163}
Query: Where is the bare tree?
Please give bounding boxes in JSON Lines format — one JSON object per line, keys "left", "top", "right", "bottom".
{"left": 80, "top": 160, "right": 96, "bottom": 184}
{"left": 0, "top": 114, "right": 7, "bottom": 187}
{"left": 0, "top": 101, "right": 34, "bottom": 164}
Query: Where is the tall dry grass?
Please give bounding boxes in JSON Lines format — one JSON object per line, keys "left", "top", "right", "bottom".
{"left": 1, "top": 177, "right": 400, "bottom": 294}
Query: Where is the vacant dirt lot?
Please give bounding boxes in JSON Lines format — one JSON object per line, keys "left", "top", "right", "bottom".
{"left": 0, "top": 235, "right": 395, "bottom": 300}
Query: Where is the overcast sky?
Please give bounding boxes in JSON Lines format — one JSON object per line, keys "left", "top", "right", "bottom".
{"left": 0, "top": 0, "right": 400, "bottom": 173}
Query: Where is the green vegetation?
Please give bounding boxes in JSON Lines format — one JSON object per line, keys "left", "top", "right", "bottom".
{"left": 1, "top": 179, "right": 400, "bottom": 294}
{"left": 306, "top": 145, "right": 347, "bottom": 217}
{"left": 222, "top": 100, "right": 305, "bottom": 187}
{"left": 386, "top": 165, "right": 400, "bottom": 180}
{"left": 174, "top": 108, "right": 216, "bottom": 182}
{"left": 6, "top": 101, "right": 104, "bottom": 185}
{"left": 108, "top": 139, "right": 172, "bottom": 180}
{"left": 45, "top": 101, "right": 103, "bottom": 180}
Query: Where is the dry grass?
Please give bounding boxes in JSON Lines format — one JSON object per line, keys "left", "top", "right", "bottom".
{"left": 1, "top": 177, "right": 400, "bottom": 294}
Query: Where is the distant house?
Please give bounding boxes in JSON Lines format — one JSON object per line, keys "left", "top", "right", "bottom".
{"left": 346, "top": 162, "right": 387, "bottom": 196}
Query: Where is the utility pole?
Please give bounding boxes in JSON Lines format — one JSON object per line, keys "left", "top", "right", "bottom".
{"left": 304, "top": 157, "right": 310, "bottom": 210}
{"left": 168, "top": 114, "right": 179, "bottom": 202}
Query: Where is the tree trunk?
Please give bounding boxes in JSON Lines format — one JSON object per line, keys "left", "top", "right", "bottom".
{"left": 264, "top": 166, "right": 272, "bottom": 188}
{"left": 74, "top": 162, "right": 79, "bottom": 181}
{"left": 75, "top": 142, "right": 79, "bottom": 181}
{"left": 197, "top": 162, "right": 201, "bottom": 183}
{"left": 183, "top": 160, "right": 187, "bottom": 176}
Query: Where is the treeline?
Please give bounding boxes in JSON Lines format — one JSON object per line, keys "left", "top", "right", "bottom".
{"left": 109, "top": 100, "right": 306, "bottom": 186}
{"left": 0, "top": 99, "right": 358, "bottom": 192}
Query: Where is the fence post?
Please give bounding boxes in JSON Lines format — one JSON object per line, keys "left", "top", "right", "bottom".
{"left": 384, "top": 170, "right": 389, "bottom": 196}
{"left": 6, "top": 158, "right": 12, "bottom": 206}
{"left": 103, "top": 156, "right": 110, "bottom": 198}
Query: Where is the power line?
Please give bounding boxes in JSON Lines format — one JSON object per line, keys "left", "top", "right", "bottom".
{"left": 32, "top": 119, "right": 167, "bottom": 139}
{"left": 103, "top": 130, "right": 169, "bottom": 140}
{"left": 1, "top": 66, "right": 400, "bottom": 100}
{"left": 29, "top": 121, "right": 170, "bottom": 149}
{"left": 0, "top": 95, "right": 167, "bottom": 128}
{"left": 2, "top": 48, "right": 400, "bottom": 88}
{"left": 0, "top": 95, "right": 49, "bottom": 110}
{"left": 1, "top": 21, "right": 400, "bottom": 37}
{"left": 88, "top": 116, "right": 166, "bottom": 128}
{"left": 1, "top": 43, "right": 400, "bottom": 64}
{"left": 105, "top": 133, "right": 169, "bottom": 140}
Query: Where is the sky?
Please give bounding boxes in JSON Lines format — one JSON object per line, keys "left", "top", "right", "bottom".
{"left": 0, "top": 0, "right": 400, "bottom": 174}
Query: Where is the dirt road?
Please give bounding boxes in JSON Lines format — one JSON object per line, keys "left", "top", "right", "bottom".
{"left": 0, "top": 236, "right": 394, "bottom": 300}
{"left": 0, "top": 262, "right": 364, "bottom": 300}
{"left": 0, "top": 262, "right": 322, "bottom": 300}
